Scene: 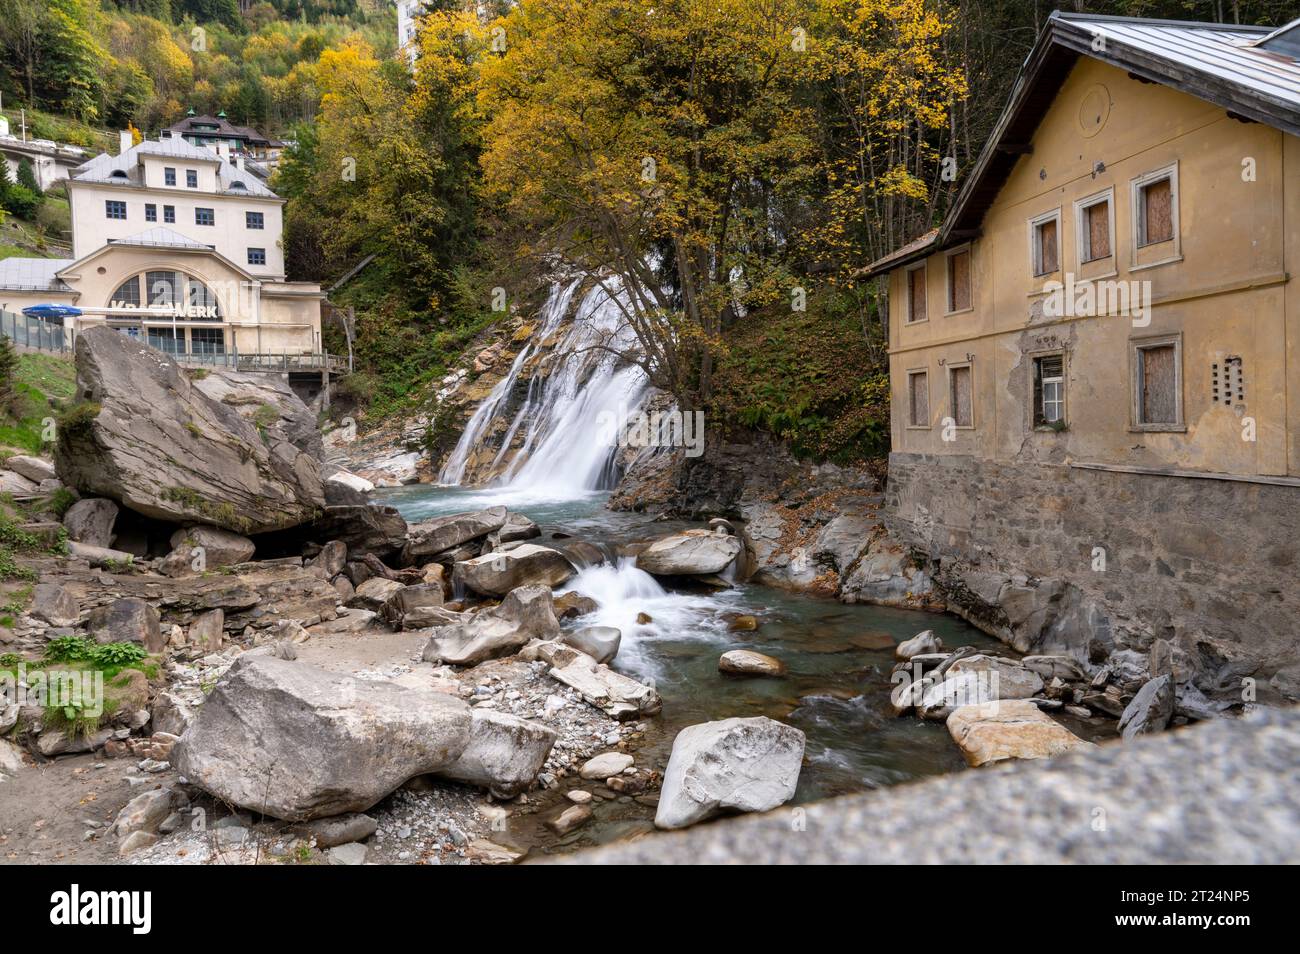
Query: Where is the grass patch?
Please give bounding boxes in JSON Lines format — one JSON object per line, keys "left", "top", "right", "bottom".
{"left": 0, "top": 353, "right": 76, "bottom": 454}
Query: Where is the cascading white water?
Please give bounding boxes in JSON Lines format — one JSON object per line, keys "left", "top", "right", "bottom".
{"left": 438, "top": 277, "right": 651, "bottom": 499}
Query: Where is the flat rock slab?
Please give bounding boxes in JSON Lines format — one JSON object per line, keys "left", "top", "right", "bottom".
{"left": 947, "top": 699, "right": 1093, "bottom": 767}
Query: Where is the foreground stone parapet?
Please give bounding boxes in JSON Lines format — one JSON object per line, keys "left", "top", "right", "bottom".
{"left": 555, "top": 707, "right": 1300, "bottom": 864}
{"left": 172, "top": 656, "right": 472, "bottom": 820}
{"left": 946, "top": 699, "right": 1093, "bottom": 766}
{"left": 655, "top": 716, "right": 805, "bottom": 830}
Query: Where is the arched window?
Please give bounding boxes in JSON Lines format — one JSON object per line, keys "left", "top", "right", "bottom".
{"left": 109, "top": 270, "right": 222, "bottom": 320}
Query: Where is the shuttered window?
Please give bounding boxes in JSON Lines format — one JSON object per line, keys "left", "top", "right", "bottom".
{"left": 1137, "top": 343, "right": 1179, "bottom": 426}
{"left": 907, "top": 266, "right": 927, "bottom": 323}
{"left": 1139, "top": 178, "right": 1173, "bottom": 246}
{"left": 1083, "top": 200, "right": 1111, "bottom": 261}
{"left": 950, "top": 365, "right": 973, "bottom": 427}
{"left": 1034, "top": 218, "right": 1058, "bottom": 275}
{"left": 947, "top": 249, "right": 971, "bottom": 312}
{"left": 908, "top": 371, "right": 929, "bottom": 426}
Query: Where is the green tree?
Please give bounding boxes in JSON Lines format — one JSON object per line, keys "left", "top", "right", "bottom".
{"left": 16, "top": 158, "right": 42, "bottom": 198}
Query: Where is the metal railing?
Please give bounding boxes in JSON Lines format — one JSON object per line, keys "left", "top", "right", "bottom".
{"left": 1, "top": 309, "right": 68, "bottom": 352}
{"left": 0, "top": 309, "right": 346, "bottom": 374}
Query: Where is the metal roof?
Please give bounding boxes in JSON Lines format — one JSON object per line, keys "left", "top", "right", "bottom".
{"left": 863, "top": 12, "right": 1300, "bottom": 278}
{"left": 0, "top": 257, "right": 75, "bottom": 292}
{"left": 71, "top": 137, "right": 278, "bottom": 198}
{"left": 108, "top": 227, "right": 215, "bottom": 251}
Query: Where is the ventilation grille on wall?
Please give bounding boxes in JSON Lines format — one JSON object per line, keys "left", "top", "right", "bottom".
{"left": 1211, "top": 356, "right": 1244, "bottom": 406}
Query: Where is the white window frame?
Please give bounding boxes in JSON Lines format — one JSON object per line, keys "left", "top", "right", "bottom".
{"left": 1130, "top": 161, "right": 1182, "bottom": 269}
{"left": 1027, "top": 208, "right": 1062, "bottom": 279}
{"left": 903, "top": 263, "right": 928, "bottom": 325}
{"left": 1032, "top": 351, "right": 1067, "bottom": 428}
{"left": 944, "top": 243, "right": 974, "bottom": 315}
{"left": 905, "top": 368, "right": 931, "bottom": 429}
{"left": 1130, "top": 332, "right": 1185, "bottom": 432}
{"left": 946, "top": 361, "right": 975, "bottom": 429}
{"left": 1074, "top": 187, "right": 1115, "bottom": 266}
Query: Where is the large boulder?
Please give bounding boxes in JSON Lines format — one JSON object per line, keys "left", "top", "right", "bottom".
{"left": 403, "top": 507, "right": 509, "bottom": 563}
{"left": 172, "top": 656, "right": 473, "bottom": 820}
{"left": 168, "top": 525, "right": 256, "bottom": 568}
{"left": 560, "top": 626, "right": 621, "bottom": 665}
{"left": 297, "top": 505, "right": 408, "bottom": 559}
{"left": 191, "top": 368, "right": 324, "bottom": 458}
{"left": 54, "top": 327, "right": 325, "bottom": 534}
{"left": 655, "top": 717, "right": 805, "bottom": 830}
{"left": 946, "top": 699, "right": 1093, "bottom": 767}
{"left": 453, "top": 544, "right": 574, "bottom": 597}
{"left": 61, "top": 497, "right": 119, "bottom": 548}
{"left": 422, "top": 585, "right": 560, "bottom": 666}
{"left": 439, "top": 709, "right": 557, "bottom": 797}
{"left": 30, "top": 583, "right": 79, "bottom": 627}
{"left": 87, "top": 598, "right": 163, "bottom": 651}
{"left": 534, "top": 643, "right": 660, "bottom": 720}
{"left": 636, "top": 529, "right": 742, "bottom": 576}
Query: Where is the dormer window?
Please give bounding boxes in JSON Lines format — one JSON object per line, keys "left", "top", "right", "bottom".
{"left": 110, "top": 169, "right": 129, "bottom": 180}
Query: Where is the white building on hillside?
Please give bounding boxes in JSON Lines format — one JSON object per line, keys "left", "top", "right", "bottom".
{"left": 0, "top": 132, "right": 328, "bottom": 364}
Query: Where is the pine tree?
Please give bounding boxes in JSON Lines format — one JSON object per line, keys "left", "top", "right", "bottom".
{"left": 0, "top": 335, "right": 20, "bottom": 417}
{"left": 16, "top": 158, "right": 42, "bottom": 198}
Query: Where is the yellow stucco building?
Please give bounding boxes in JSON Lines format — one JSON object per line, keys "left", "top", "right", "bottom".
{"left": 866, "top": 13, "right": 1300, "bottom": 706}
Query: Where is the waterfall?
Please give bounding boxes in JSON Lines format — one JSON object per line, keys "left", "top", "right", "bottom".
{"left": 438, "top": 278, "right": 651, "bottom": 498}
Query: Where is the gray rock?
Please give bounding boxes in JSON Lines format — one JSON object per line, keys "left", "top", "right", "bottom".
{"left": 0, "top": 470, "right": 37, "bottom": 494}
{"left": 187, "top": 609, "right": 224, "bottom": 653}
{"left": 87, "top": 598, "right": 163, "bottom": 651}
{"left": 54, "top": 327, "right": 324, "bottom": 534}
{"left": 453, "top": 544, "right": 574, "bottom": 597}
{"left": 655, "top": 717, "right": 805, "bottom": 829}
{"left": 718, "top": 649, "right": 786, "bottom": 677}
{"left": 349, "top": 577, "right": 405, "bottom": 610}
{"left": 561, "top": 626, "right": 621, "bottom": 665}
{"left": 118, "top": 831, "right": 158, "bottom": 856}
{"left": 37, "top": 726, "right": 114, "bottom": 756}
{"left": 546, "top": 804, "right": 592, "bottom": 835}
{"left": 327, "top": 842, "right": 368, "bottom": 865}
{"left": 192, "top": 368, "right": 324, "bottom": 458}
{"left": 1118, "top": 675, "right": 1175, "bottom": 741}
{"left": 151, "top": 691, "right": 197, "bottom": 737}
{"left": 30, "top": 583, "right": 79, "bottom": 627}
{"left": 540, "top": 642, "right": 662, "bottom": 720}
{"left": 579, "top": 752, "right": 633, "bottom": 780}
{"left": 896, "top": 630, "right": 942, "bottom": 660}
{"left": 67, "top": 541, "right": 136, "bottom": 567}
{"left": 439, "top": 709, "right": 557, "bottom": 797}
{"left": 423, "top": 585, "right": 560, "bottom": 666}
{"left": 304, "top": 505, "right": 408, "bottom": 558}
{"left": 1022, "top": 654, "right": 1088, "bottom": 682}
{"left": 298, "top": 812, "right": 377, "bottom": 849}
{"left": 168, "top": 526, "right": 255, "bottom": 568}
{"left": 380, "top": 582, "right": 445, "bottom": 628}
{"left": 61, "top": 497, "right": 119, "bottom": 548}
{"left": 6, "top": 455, "right": 57, "bottom": 482}
{"left": 309, "top": 540, "right": 348, "bottom": 578}
{"left": 636, "top": 529, "right": 742, "bottom": 576}
{"left": 403, "top": 507, "right": 509, "bottom": 563}
{"left": 171, "top": 656, "right": 473, "bottom": 820}
{"left": 492, "top": 512, "right": 541, "bottom": 544}
{"left": 111, "top": 788, "right": 172, "bottom": 838}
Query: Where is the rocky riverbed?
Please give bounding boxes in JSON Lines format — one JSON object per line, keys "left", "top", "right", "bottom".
{"left": 0, "top": 327, "right": 1258, "bottom": 866}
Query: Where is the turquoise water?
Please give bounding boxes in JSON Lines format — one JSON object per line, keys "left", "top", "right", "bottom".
{"left": 378, "top": 484, "right": 1004, "bottom": 807}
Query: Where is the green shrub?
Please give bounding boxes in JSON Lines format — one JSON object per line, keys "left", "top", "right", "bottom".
{"left": 44, "top": 634, "right": 95, "bottom": 663}
{"left": 90, "top": 642, "right": 147, "bottom": 668}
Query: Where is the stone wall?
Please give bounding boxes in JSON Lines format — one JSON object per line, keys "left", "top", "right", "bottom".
{"left": 884, "top": 452, "right": 1300, "bottom": 706}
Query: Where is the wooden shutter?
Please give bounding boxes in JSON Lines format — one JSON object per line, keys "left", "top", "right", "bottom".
{"left": 1086, "top": 202, "right": 1111, "bottom": 260}
{"left": 1142, "top": 179, "right": 1173, "bottom": 245}
{"left": 1037, "top": 220, "right": 1058, "bottom": 274}
{"left": 908, "top": 267, "right": 927, "bottom": 322}
{"left": 950, "top": 366, "right": 972, "bottom": 427}
{"left": 948, "top": 250, "right": 971, "bottom": 311}
{"left": 910, "top": 372, "right": 928, "bottom": 426}
{"left": 1140, "top": 345, "right": 1177, "bottom": 424}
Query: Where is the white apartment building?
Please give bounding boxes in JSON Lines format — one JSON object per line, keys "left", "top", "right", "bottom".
{"left": 0, "top": 132, "right": 325, "bottom": 361}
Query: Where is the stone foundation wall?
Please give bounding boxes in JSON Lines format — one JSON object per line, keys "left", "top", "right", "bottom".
{"left": 884, "top": 452, "right": 1300, "bottom": 706}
